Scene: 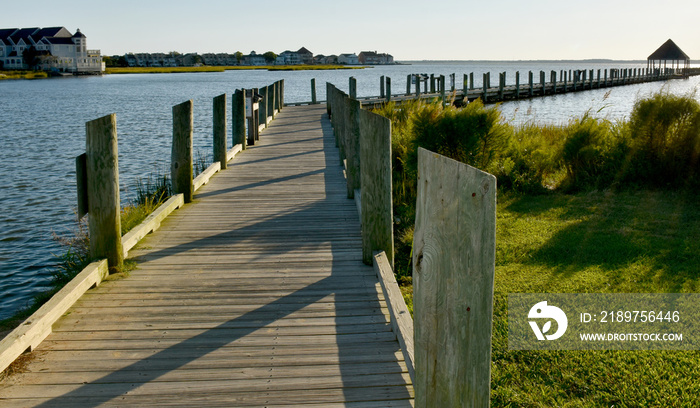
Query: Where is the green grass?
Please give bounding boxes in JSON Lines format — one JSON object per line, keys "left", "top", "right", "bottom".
{"left": 399, "top": 189, "right": 700, "bottom": 405}
{"left": 0, "top": 70, "right": 49, "bottom": 80}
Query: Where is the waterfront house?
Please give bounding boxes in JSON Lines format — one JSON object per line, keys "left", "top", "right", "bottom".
{"left": 358, "top": 51, "right": 394, "bottom": 65}
{"left": 277, "top": 50, "right": 302, "bottom": 65}
{"left": 338, "top": 53, "right": 359, "bottom": 65}
{"left": 296, "top": 47, "right": 313, "bottom": 64}
{"left": 0, "top": 27, "right": 103, "bottom": 73}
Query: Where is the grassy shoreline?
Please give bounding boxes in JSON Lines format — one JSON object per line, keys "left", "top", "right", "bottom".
{"left": 105, "top": 64, "right": 365, "bottom": 74}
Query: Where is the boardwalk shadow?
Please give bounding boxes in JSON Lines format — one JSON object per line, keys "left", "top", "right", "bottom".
{"left": 35, "top": 107, "right": 412, "bottom": 406}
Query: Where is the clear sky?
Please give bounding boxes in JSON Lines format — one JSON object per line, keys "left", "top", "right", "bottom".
{"left": 4, "top": 0, "right": 699, "bottom": 61}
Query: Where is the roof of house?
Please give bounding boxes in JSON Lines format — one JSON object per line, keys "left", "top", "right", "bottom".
{"left": 72, "top": 29, "right": 86, "bottom": 38}
{"left": 648, "top": 39, "right": 690, "bottom": 61}
{"left": 297, "top": 47, "right": 312, "bottom": 55}
{"left": 9, "top": 28, "right": 39, "bottom": 43}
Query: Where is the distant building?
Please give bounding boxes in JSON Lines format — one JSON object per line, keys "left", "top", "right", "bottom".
{"left": 0, "top": 27, "right": 103, "bottom": 73}
{"left": 296, "top": 47, "right": 313, "bottom": 64}
{"left": 338, "top": 53, "right": 359, "bottom": 65}
{"left": 358, "top": 51, "right": 394, "bottom": 65}
{"left": 277, "top": 50, "right": 301, "bottom": 65}
{"left": 242, "top": 51, "right": 266, "bottom": 66}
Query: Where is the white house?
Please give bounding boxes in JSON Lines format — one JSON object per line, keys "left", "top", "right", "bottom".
{"left": 0, "top": 27, "right": 103, "bottom": 73}
{"left": 338, "top": 53, "right": 359, "bottom": 65}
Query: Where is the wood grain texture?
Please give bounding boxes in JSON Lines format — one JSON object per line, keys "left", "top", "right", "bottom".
{"left": 359, "top": 109, "right": 394, "bottom": 268}
{"left": 0, "top": 104, "right": 413, "bottom": 407}
{"left": 172, "top": 100, "right": 194, "bottom": 203}
{"left": 213, "top": 93, "right": 227, "bottom": 169}
{"left": 0, "top": 259, "right": 108, "bottom": 374}
{"left": 85, "top": 114, "right": 123, "bottom": 269}
{"left": 413, "top": 147, "right": 496, "bottom": 408}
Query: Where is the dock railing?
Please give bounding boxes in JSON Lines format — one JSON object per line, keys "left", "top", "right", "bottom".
{"left": 0, "top": 80, "right": 284, "bottom": 375}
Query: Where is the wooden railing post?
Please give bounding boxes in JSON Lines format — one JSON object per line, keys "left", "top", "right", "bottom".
{"left": 349, "top": 77, "right": 357, "bottom": 99}
{"left": 172, "top": 100, "right": 194, "bottom": 203}
{"left": 359, "top": 109, "right": 393, "bottom": 267}
{"left": 386, "top": 77, "right": 391, "bottom": 102}
{"left": 529, "top": 71, "right": 534, "bottom": 97}
{"left": 470, "top": 72, "right": 474, "bottom": 90}
{"left": 413, "top": 147, "right": 496, "bottom": 408}
{"left": 463, "top": 74, "right": 468, "bottom": 102}
{"left": 540, "top": 70, "right": 546, "bottom": 95}
{"left": 258, "top": 86, "right": 268, "bottom": 130}
{"left": 380, "top": 75, "right": 385, "bottom": 98}
{"left": 515, "top": 71, "right": 520, "bottom": 99}
{"left": 344, "top": 97, "right": 361, "bottom": 199}
{"left": 268, "top": 82, "right": 276, "bottom": 117}
{"left": 416, "top": 75, "right": 421, "bottom": 96}
{"left": 482, "top": 73, "right": 488, "bottom": 102}
{"left": 552, "top": 70, "right": 557, "bottom": 93}
{"left": 440, "top": 74, "right": 446, "bottom": 107}
{"left": 498, "top": 72, "right": 505, "bottom": 100}
{"left": 311, "top": 78, "right": 317, "bottom": 104}
{"left": 232, "top": 89, "right": 246, "bottom": 150}
{"left": 406, "top": 74, "right": 412, "bottom": 95}
{"left": 279, "top": 79, "right": 284, "bottom": 108}
{"left": 213, "top": 93, "right": 227, "bottom": 170}
{"left": 85, "top": 114, "right": 124, "bottom": 271}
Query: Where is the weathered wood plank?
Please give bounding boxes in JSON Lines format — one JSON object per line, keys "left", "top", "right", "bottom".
{"left": 359, "top": 109, "right": 394, "bottom": 267}
{"left": 413, "top": 148, "right": 496, "bottom": 407}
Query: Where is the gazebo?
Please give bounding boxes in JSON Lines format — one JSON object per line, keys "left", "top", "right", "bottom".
{"left": 647, "top": 39, "right": 690, "bottom": 72}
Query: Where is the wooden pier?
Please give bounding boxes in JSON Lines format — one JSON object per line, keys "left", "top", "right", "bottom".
{"left": 0, "top": 104, "right": 414, "bottom": 407}
{"left": 286, "top": 67, "right": 700, "bottom": 109}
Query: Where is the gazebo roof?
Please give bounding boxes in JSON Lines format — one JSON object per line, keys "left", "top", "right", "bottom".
{"left": 648, "top": 39, "right": 690, "bottom": 61}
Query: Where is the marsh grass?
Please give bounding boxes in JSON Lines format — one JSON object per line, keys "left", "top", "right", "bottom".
{"left": 0, "top": 70, "right": 49, "bottom": 80}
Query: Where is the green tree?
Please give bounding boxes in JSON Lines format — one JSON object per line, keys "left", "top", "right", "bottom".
{"left": 263, "top": 51, "right": 277, "bottom": 63}
{"left": 234, "top": 51, "right": 243, "bottom": 63}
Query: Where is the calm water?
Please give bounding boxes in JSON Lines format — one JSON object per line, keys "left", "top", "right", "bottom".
{"left": 1, "top": 61, "right": 699, "bottom": 320}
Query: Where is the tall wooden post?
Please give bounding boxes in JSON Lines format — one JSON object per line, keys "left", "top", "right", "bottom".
{"left": 349, "top": 77, "right": 357, "bottom": 99}
{"left": 440, "top": 74, "right": 446, "bottom": 107}
{"left": 407, "top": 74, "right": 412, "bottom": 95}
{"left": 232, "top": 89, "right": 246, "bottom": 150}
{"left": 515, "top": 71, "right": 520, "bottom": 99}
{"left": 563, "top": 71, "right": 568, "bottom": 91}
{"left": 386, "top": 77, "right": 392, "bottom": 102}
{"left": 463, "top": 74, "right": 468, "bottom": 102}
{"left": 213, "top": 93, "right": 227, "bottom": 170}
{"left": 86, "top": 114, "right": 123, "bottom": 271}
{"left": 430, "top": 74, "right": 435, "bottom": 93}
{"left": 540, "top": 71, "right": 546, "bottom": 95}
{"left": 414, "top": 148, "right": 496, "bottom": 408}
{"left": 528, "top": 71, "right": 534, "bottom": 97}
{"left": 172, "top": 100, "right": 194, "bottom": 203}
{"left": 470, "top": 72, "right": 474, "bottom": 90}
{"left": 359, "top": 109, "right": 393, "bottom": 268}
{"left": 311, "top": 78, "right": 317, "bottom": 104}
{"left": 344, "top": 97, "right": 361, "bottom": 199}
{"left": 551, "top": 70, "right": 557, "bottom": 93}
{"left": 498, "top": 72, "right": 505, "bottom": 100}
{"left": 380, "top": 75, "right": 385, "bottom": 98}
{"left": 482, "top": 73, "right": 488, "bottom": 102}
{"left": 416, "top": 75, "right": 421, "bottom": 96}
{"left": 268, "top": 82, "right": 276, "bottom": 117}
{"left": 279, "top": 79, "right": 284, "bottom": 108}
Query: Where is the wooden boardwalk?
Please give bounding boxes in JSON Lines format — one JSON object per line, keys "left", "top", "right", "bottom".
{"left": 0, "top": 105, "right": 414, "bottom": 407}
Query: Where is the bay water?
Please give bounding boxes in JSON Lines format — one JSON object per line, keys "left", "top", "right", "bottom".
{"left": 1, "top": 61, "right": 699, "bottom": 320}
